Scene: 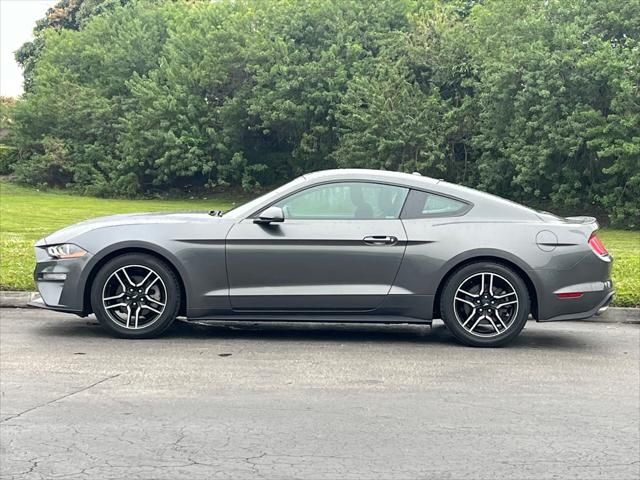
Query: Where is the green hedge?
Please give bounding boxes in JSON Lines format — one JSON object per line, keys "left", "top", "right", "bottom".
{"left": 9, "top": 0, "right": 640, "bottom": 227}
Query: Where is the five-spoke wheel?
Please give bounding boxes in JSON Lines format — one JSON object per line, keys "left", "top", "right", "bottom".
{"left": 91, "top": 253, "right": 180, "bottom": 338}
{"left": 441, "top": 262, "right": 530, "bottom": 347}
{"left": 102, "top": 265, "right": 168, "bottom": 330}
{"left": 453, "top": 272, "right": 519, "bottom": 337}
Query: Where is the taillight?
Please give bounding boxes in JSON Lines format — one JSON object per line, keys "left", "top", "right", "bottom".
{"left": 588, "top": 233, "right": 608, "bottom": 257}
{"left": 556, "top": 292, "right": 584, "bottom": 299}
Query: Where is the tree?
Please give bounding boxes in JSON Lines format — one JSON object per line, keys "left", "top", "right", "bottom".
{"left": 467, "top": 0, "right": 640, "bottom": 225}
{"left": 9, "top": 0, "right": 640, "bottom": 227}
{"left": 15, "top": 0, "right": 131, "bottom": 92}
{"left": 12, "top": 1, "right": 170, "bottom": 193}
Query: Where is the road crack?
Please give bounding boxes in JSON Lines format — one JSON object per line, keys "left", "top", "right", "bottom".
{"left": 1, "top": 374, "right": 120, "bottom": 424}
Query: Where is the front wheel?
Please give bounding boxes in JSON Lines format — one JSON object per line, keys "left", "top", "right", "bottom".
{"left": 440, "top": 262, "right": 530, "bottom": 347}
{"left": 90, "top": 253, "right": 180, "bottom": 338}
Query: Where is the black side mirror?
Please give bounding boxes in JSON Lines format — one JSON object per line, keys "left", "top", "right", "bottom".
{"left": 254, "top": 206, "right": 285, "bottom": 224}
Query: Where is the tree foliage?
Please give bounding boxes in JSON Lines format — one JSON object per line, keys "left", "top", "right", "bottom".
{"left": 9, "top": 0, "right": 640, "bottom": 227}
{"left": 0, "top": 97, "right": 17, "bottom": 173}
{"left": 15, "top": 0, "right": 131, "bottom": 92}
{"left": 0, "top": 97, "right": 16, "bottom": 131}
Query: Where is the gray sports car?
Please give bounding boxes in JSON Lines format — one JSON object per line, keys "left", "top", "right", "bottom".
{"left": 32, "top": 169, "right": 614, "bottom": 346}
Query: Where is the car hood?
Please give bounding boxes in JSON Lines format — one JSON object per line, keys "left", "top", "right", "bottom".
{"left": 37, "top": 212, "right": 220, "bottom": 246}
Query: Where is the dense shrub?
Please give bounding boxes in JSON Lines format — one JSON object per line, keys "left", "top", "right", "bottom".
{"left": 9, "top": 0, "right": 640, "bottom": 227}
{"left": 0, "top": 146, "right": 17, "bottom": 175}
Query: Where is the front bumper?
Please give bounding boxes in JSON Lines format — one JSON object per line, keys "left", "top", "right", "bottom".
{"left": 33, "top": 246, "right": 92, "bottom": 315}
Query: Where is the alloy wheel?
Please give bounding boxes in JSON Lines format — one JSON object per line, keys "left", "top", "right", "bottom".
{"left": 101, "top": 264, "right": 168, "bottom": 330}
{"left": 453, "top": 272, "right": 519, "bottom": 338}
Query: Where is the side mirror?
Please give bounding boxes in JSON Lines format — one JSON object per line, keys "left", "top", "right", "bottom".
{"left": 254, "top": 206, "right": 285, "bottom": 224}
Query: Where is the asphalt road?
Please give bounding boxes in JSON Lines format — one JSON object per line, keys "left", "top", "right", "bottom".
{"left": 0, "top": 309, "right": 638, "bottom": 480}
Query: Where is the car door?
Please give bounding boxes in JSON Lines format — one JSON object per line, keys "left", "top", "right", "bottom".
{"left": 225, "top": 181, "right": 409, "bottom": 312}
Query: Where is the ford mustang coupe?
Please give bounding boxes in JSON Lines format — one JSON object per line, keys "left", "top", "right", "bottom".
{"left": 32, "top": 169, "right": 614, "bottom": 346}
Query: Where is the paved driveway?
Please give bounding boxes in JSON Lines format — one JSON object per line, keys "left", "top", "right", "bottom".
{"left": 1, "top": 309, "right": 638, "bottom": 479}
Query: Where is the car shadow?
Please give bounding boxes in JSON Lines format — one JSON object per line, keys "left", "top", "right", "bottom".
{"left": 35, "top": 316, "right": 593, "bottom": 351}
{"left": 173, "top": 321, "right": 593, "bottom": 350}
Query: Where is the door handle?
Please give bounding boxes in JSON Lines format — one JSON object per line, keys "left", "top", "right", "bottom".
{"left": 363, "top": 235, "right": 398, "bottom": 246}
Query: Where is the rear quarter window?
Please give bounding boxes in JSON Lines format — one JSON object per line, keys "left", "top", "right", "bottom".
{"left": 401, "top": 189, "right": 470, "bottom": 219}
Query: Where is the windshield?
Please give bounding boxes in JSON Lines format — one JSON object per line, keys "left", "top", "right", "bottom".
{"left": 223, "top": 175, "right": 307, "bottom": 219}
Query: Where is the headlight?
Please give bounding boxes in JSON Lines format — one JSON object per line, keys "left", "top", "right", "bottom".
{"left": 46, "top": 244, "right": 87, "bottom": 259}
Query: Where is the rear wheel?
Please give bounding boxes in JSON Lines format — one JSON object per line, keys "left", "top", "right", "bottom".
{"left": 440, "top": 262, "right": 530, "bottom": 347}
{"left": 90, "top": 253, "right": 180, "bottom": 338}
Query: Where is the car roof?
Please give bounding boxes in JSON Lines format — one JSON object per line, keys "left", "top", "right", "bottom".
{"left": 304, "top": 168, "right": 439, "bottom": 185}
{"left": 303, "top": 168, "right": 472, "bottom": 200}
{"left": 302, "top": 169, "right": 540, "bottom": 221}
{"left": 225, "top": 168, "right": 541, "bottom": 221}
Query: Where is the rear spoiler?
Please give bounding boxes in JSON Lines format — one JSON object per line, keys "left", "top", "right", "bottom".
{"left": 564, "top": 216, "right": 596, "bottom": 224}
{"left": 564, "top": 216, "right": 599, "bottom": 233}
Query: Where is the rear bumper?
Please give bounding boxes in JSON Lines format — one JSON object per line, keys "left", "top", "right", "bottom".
{"left": 538, "top": 289, "right": 615, "bottom": 322}
{"left": 534, "top": 248, "right": 614, "bottom": 322}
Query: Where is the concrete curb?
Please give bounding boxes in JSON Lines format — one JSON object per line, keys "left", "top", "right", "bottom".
{"left": 590, "top": 307, "right": 640, "bottom": 324}
{"left": 0, "top": 291, "right": 40, "bottom": 308}
{"left": 1, "top": 290, "right": 638, "bottom": 324}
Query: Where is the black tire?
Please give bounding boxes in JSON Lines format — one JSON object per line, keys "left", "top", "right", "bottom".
{"left": 91, "top": 253, "right": 181, "bottom": 338}
{"left": 440, "top": 262, "right": 530, "bottom": 347}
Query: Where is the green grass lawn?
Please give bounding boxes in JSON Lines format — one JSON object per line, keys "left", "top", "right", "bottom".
{"left": 0, "top": 182, "right": 236, "bottom": 291}
{"left": 1, "top": 181, "right": 638, "bottom": 306}
{"left": 598, "top": 229, "right": 640, "bottom": 307}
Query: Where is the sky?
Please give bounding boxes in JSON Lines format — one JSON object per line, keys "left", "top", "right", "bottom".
{"left": 1, "top": 0, "right": 58, "bottom": 97}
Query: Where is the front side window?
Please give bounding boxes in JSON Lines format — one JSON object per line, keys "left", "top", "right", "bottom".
{"left": 401, "top": 189, "right": 470, "bottom": 218}
{"left": 273, "top": 182, "right": 409, "bottom": 220}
